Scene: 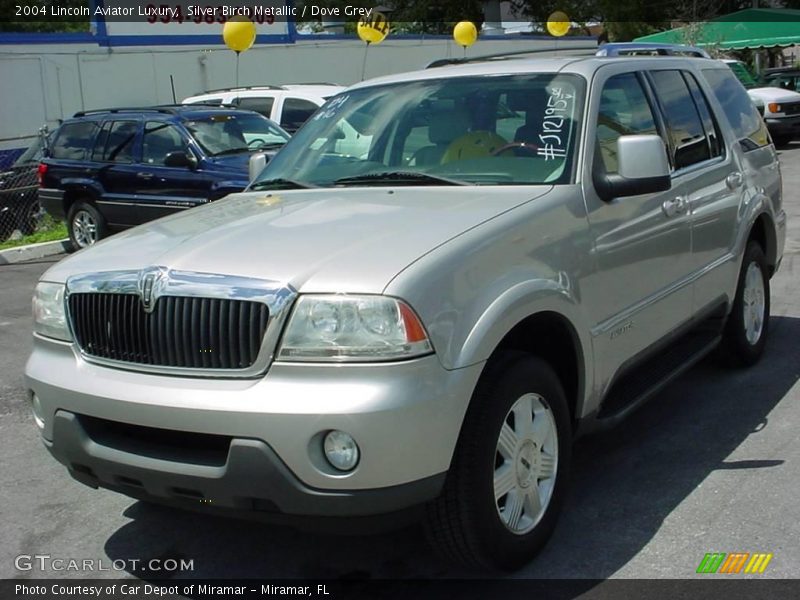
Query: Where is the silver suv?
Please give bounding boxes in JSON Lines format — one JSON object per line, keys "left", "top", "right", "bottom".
{"left": 26, "top": 51, "right": 786, "bottom": 570}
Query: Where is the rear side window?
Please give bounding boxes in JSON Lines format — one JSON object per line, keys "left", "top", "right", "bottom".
{"left": 684, "top": 72, "right": 722, "bottom": 159}
{"left": 280, "top": 97, "right": 319, "bottom": 132}
{"left": 701, "top": 68, "right": 769, "bottom": 151}
{"left": 91, "top": 120, "right": 138, "bottom": 163}
{"left": 236, "top": 96, "right": 275, "bottom": 118}
{"left": 596, "top": 73, "right": 660, "bottom": 174}
{"left": 649, "top": 70, "right": 711, "bottom": 169}
{"left": 50, "top": 121, "right": 100, "bottom": 160}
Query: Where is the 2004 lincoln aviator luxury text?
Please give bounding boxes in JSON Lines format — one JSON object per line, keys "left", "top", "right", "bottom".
{"left": 25, "top": 49, "right": 785, "bottom": 570}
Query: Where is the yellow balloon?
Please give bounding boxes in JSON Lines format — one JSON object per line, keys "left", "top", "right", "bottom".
{"left": 357, "top": 12, "right": 389, "bottom": 45}
{"left": 453, "top": 21, "right": 478, "bottom": 48}
{"left": 223, "top": 16, "right": 256, "bottom": 53}
{"left": 546, "top": 11, "right": 570, "bottom": 37}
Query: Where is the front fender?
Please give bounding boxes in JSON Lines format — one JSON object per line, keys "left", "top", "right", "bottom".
{"left": 455, "top": 277, "right": 589, "bottom": 370}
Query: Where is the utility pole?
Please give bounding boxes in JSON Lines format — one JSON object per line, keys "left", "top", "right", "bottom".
{"left": 753, "top": 0, "right": 761, "bottom": 75}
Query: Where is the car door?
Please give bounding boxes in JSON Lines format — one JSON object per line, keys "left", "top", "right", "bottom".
{"left": 234, "top": 94, "right": 276, "bottom": 120}
{"left": 696, "top": 66, "right": 780, "bottom": 308}
{"left": 581, "top": 68, "right": 693, "bottom": 389}
{"left": 133, "top": 120, "right": 213, "bottom": 225}
{"left": 91, "top": 118, "right": 142, "bottom": 227}
{"left": 646, "top": 68, "right": 745, "bottom": 315}
{"left": 276, "top": 95, "right": 322, "bottom": 133}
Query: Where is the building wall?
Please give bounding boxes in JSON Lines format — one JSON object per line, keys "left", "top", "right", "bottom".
{"left": 0, "top": 36, "right": 596, "bottom": 159}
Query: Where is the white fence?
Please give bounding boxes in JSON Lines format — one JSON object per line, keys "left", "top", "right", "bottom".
{"left": 0, "top": 36, "right": 597, "bottom": 155}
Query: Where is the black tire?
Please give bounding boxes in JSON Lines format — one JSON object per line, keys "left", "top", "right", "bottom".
{"left": 67, "top": 200, "right": 107, "bottom": 252}
{"left": 0, "top": 218, "right": 11, "bottom": 243}
{"left": 718, "top": 241, "right": 770, "bottom": 367}
{"left": 18, "top": 200, "right": 41, "bottom": 236}
{"left": 425, "top": 353, "right": 572, "bottom": 571}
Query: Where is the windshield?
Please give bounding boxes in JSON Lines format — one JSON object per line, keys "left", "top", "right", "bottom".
{"left": 252, "top": 74, "right": 585, "bottom": 188}
{"left": 184, "top": 113, "right": 290, "bottom": 156}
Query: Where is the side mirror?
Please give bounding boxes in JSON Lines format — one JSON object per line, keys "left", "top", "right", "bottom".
{"left": 248, "top": 152, "right": 269, "bottom": 181}
{"left": 164, "top": 151, "right": 196, "bottom": 169}
{"left": 594, "top": 134, "right": 671, "bottom": 201}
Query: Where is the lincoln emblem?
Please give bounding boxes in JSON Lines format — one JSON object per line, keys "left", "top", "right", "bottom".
{"left": 141, "top": 272, "right": 157, "bottom": 313}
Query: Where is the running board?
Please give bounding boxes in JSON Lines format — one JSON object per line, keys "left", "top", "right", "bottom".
{"left": 593, "top": 328, "right": 722, "bottom": 429}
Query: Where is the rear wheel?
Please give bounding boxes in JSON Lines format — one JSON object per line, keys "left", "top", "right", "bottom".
{"left": 0, "top": 219, "right": 11, "bottom": 242}
{"left": 67, "top": 201, "right": 107, "bottom": 251}
{"left": 425, "top": 354, "right": 571, "bottom": 570}
{"left": 19, "top": 200, "right": 42, "bottom": 236}
{"left": 718, "top": 241, "right": 770, "bottom": 366}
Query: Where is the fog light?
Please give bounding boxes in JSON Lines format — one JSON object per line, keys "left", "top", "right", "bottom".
{"left": 30, "top": 393, "right": 44, "bottom": 430}
{"left": 323, "top": 430, "right": 360, "bottom": 472}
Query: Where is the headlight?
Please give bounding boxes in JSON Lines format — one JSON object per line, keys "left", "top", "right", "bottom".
{"left": 32, "top": 282, "right": 71, "bottom": 341}
{"left": 278, "top": 295, "right": 432, "bottom": 362}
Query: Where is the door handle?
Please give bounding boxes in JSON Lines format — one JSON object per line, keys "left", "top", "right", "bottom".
{"left": 136, "top": 172, "right": 153, "bottom": 180}
{"left": 726, "top": 172, "right": 743, "bottom": 190}
{"left": 662, "top": 196, "right": 688, "bottom": 217}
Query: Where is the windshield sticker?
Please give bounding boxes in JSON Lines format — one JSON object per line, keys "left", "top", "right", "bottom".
{"left": 538, "top": 87, "right": 574, "bottom": 160}
{"left": 313, "top": 95, "right": 350, "bottom": 121}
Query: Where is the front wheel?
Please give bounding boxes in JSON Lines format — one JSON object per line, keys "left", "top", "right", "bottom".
{"left": 425, "top": 354, "right": 572, "bottom": 570}
{"left": 67, "top": 201, "right": 107, "bottom": 251}
{"left": 718, "top": 241, "right": 770, "bottom": 366}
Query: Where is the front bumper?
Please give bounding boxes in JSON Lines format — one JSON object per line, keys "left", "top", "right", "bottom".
{"left": 45, "top": 411, "right": 445, "bottom": 517}
{"left": 765, "top": 115, "right": 800, "bottom": 138}
{"left": 26, "top": 336, "right": 483, "bottom": 517}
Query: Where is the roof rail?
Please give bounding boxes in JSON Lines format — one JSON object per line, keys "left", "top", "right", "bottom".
{"left": 425, "top": 43, "right": 599, "bottom": 68}
{"left": 181, "top": 101, "right": 238, "bottom": 108}
{"left": 595, "top": 42, "right": 711, "bottom": 58}
{"left": 203, "top": 85, "right": 285, "bottom": 93}
{"left": 72, "top": 106, "right": 180, "bottom": 117}
{"left": 72, "top": 104, "right": 240, "bottom": 118}
{"left": 282, "top": 82, "right": 341, "bottom": 87}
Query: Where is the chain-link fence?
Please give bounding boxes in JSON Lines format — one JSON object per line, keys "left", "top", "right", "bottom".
{"left": 0, "top": 130, "right": 65, "bottom": 247}
{"left": 0, "top": 162, "right": 42, "bottom": 243}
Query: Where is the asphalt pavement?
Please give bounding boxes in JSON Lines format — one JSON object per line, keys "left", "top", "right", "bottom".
{"left": 1, "top": 144, "right": 799, "bottom": 582}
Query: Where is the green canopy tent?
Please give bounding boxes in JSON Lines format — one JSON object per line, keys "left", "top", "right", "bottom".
{"left": 634, "top": 8, "right": 800, "bottom": 50}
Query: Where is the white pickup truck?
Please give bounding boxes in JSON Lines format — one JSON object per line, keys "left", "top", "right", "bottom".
{"left": 723, "top": 59, "right": 800, "bottom": 146}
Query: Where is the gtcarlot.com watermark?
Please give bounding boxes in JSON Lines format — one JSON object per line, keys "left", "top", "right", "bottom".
{"left": 15, "top": 553, "right": 194, "bottom": 573}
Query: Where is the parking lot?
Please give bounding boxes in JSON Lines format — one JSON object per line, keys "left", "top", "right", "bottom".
{"left": 1, "top": 143, "right": 799, "bottom": 581}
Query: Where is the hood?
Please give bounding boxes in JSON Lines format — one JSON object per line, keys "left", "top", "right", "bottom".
{"left": 43, "top": 186, "right": 551, "bottom": 293}
{"left": 204, "top": 148, "right": 284, "bottom": 176}
{"left": 747, "top": 86, "right": 800, "bottom": 103}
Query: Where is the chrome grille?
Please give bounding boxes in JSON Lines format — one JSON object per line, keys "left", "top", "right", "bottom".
{"left": 68, "top": 293, "right": 269, "bottom": 370}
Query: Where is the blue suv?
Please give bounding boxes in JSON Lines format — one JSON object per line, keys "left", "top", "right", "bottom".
{"left": 39, "top": 105, "right": 290, "bottom": 249}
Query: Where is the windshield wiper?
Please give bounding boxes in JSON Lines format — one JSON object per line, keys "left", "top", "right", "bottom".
{"left": 251, "top": 142, "right": 287, "bottom": 151}
{"left": 334, "top": 171, "right": 468, "bottom": 187}
{"left": 211, "top": 147, "right": 251, "bottom": 157}
{"left": 249, "top": 178, "right": 317, "bottom": 191}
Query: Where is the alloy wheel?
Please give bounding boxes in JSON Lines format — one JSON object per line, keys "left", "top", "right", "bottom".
{"left": 494, "top": 392, "right": 558, "bottom": 534}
